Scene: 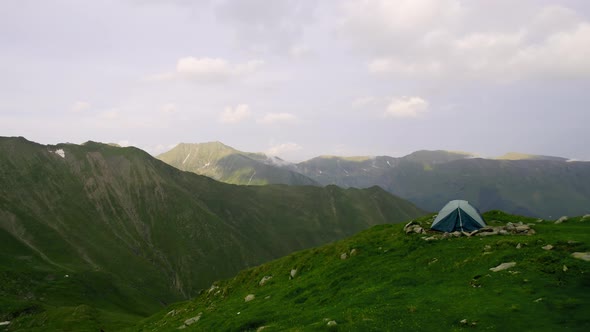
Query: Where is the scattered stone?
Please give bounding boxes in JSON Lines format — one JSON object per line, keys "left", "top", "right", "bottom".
{"left": 429, "top": 258, "right": 438, "bottom": 265}
{"left": 515, "top": 225, "right": 530, "bottom": 232}
{"left": 404, "top": 220, "right": 419, "bottom": 232}
{"left": 451, "top": 231, "right": 461, "bottom": 237}
{"left": 498, "top": 230, "right": 509, "bottom": 235}
{"left": 534, "top": 298, "right": 543, "bottom": 303}
{"left": 563, "top": 265, "right": 568, "bottom": 272}
{"left": 516, "top": 243, "right": 522, "bottom": 249}
{"left": 423, "top": 236, "right": 437, "bottom": 241}
{"left": 340, "top": 252, "right": 348, "bottom": 260}
{"left": 166, "top": 310, "right": 177, "bottom": 317}
{"left": 527, "top": 229, "right": 536, "bottom": 235}
{"left": 245, "top": 294, "right": 255, "bottom": 302}
{"left": 441, "top": 232, "right": 452, "bottom": 239}
{"left": 536, "top": 218, "right": 544, "bottom": 223}
{"left": 460, "top": 319, "right": 468, "bottom": 325}
{"left": 555, "top": 216, "right": 568, "bottom": 224}
{"left": 327, "top": 320, "right": 337, "bottom": 327}
{"left": 477, "top": 231, "right": 498, "bottom": 237}
{"left": 290, "top": 269, "right": 298, "bottom": 279}
{"left": 184, "top": 313, "right": 202, "bottom": 326}
{"left": 505, "top": 223, "right": 515, "bottom": 231}
{"left": 490, "top": 262, "right": 516, "bottom": 272}
{"left": 484, "top": 245, "right": 492, "bottom": 251}
{"left": 265, "top": 295, "right": 271, "bottom": 300}
{"left": 178, "top": 325, "right": 186, "bottom": 330}
{"left": 259, "top": 276, "right": 273, "bottom": 286}
{"left": 208, "top": 284, "right": 219, "bottom": 294}
{"left": 572, "top": 252, "right": 590, "bottom": 261}
{"left": 350, "top": 248, "right": 358, "bottom": 256}
{"left": 256, "top": 326, "right": 268, "bottom": 332}
{"left": 0, "top": 321, "right": 10, "bottom": 326}
{"left": 542, "top": 244, "right": 554, "bottom": 250}
{"left": 583, "top": 214, "right": 590, "bottom": 220}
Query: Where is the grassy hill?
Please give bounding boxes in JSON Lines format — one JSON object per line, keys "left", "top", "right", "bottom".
{"left": 295, "top": 151, "right": 590, "bottom": 218}
{"left": 158, "top": 142, "right": 317, "bottom": 186}
{"left": 132, "top": 212, "right": 590, "bottom": 331}
{"left": 495, "top": 152, "right": 568, "bottom": 162}
{"left": 0, "top": 136, "right": 424, "bottom": 330}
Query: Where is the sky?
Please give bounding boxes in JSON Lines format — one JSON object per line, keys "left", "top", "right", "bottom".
{"left": 1, "top": 0, "right": 589, "bottom": 161}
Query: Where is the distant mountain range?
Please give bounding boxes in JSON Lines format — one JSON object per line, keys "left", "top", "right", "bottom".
{"left": 158, "top": 143, "right": 590, "bottom": 218}
{"left": 0, "top": 136, "right": 424, "bottom": 329}
{"left": 158, "top": 142, "right": 317, "bottom": 186}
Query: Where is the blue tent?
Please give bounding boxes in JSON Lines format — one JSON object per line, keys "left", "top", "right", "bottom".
{"left": 431, "top": 200, "right": 486, "bottom": 232}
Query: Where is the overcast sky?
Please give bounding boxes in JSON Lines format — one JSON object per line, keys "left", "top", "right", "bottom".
{"left": 1, "top": 0, "right": 589, "bottom": 161}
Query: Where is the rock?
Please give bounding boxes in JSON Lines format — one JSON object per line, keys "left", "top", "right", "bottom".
{"left": 452, "top": 231, "right": 462, "bottom": 237}
{"left": 0, "top": 321, "right": 10, "bottom": 326}
{"left": 477, "top": 231, "right": 498, "bottom": 237}
{"left": 290, "top": 269, "right": 297, "bottom": 278}
{"left": 327, "top": 320, "right": 337, "bottom": 327}
{"left": 340, "top": 252, "right": 348, "bottom": 260}
{"left": 490, "top": 262, "right": 516, "bottom": 272}
{"left": 178, "top": 325, "right": 186, "bottom": 329}
{"left": 184, "top": 313, "right": 202, "bottom": 326}
{"left": 404, "top": 220, "right": 419, "bottom": 231}
{"left": 583, "top": 214, "right": 590, "bottom": 220}
{"left": 441, "top": 232, "right": 452, "bottom": 239}
{"left": 516, "top": 243, "right": 522, "bottom": 249}
{"left": 259, "top": 276, "right": 272, "bottom": 286}
{"left": 350, "top": 248, "right": 358, "bottom": 256}
{"left": 460, "top": 319, "right": 468, "bottom": 325}
{"left": 423, "top": 236, "right": 437, "bottom": 241}
{"left": 542, "top": 244, "right": 553, "bottom": 250}
{"left": 536, "top": 218, "right": 544, "bottom": 223}
{"left": 505, "top": 222, "right": 515, "bottom": 231}
{"left": 555, "top": 216, "right": 568, "bottom": 224}
{"left": 527, "top": 229, "right": 536, "bottom": 235}
{"left": 563, "top": 265, "right": 568, "bottom": 272}
{"left": 484, "top": 245, "right": 492, "bottom": 251}
{"left": 572, "top": 252, "right": 590, "bottom": 261}
{"left": 208, "top": 284, "right": 219, "bottom": 294}
{"left": 245, "top": 294, "right": 255, "bottom": 302}
{"left": 515, "top": 225, "right": 530, "bottom": 232}
{"left": 534, "top": 298, "right": 543, "bottom": 303}
{"left": 256, "top": 327, "right": 268, "bottom": 332}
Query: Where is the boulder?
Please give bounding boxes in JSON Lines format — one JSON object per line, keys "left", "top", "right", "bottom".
{"left": 572, "top": 252, "right": 590, "bottom": 261}
{"left": 259, "top": 276, "right": 272, "bottom": 286}
{"left": 542, "top": 244, "right": 553, "bottom": 250}
{"left": 327, "top": 320, "right": 337, "bottom": 327}
{"left": 245, "top": 294, "right": 255, "bottom": 302}
{"left": 555, "top": 216, "right": 568, "bottom": 224}
{"left": 290, "top": 269, "right": 298, "bottom": 279}
{"left": 340, "top": 253, "right": 348, "bottom": 260}
{"left": 515, "top": 225, "right": 530, "bottom": 232}
{"left": 516, "top": 243, "right": 522, "bottom": 249}
{"left": 490, "top": 262, "right": 516, "bottom": 272}
{"left": 184, "top": 313, "right": 203, "bottom": 326}
{"left": 350, "top": 248, "right": 358, "bottom": 256}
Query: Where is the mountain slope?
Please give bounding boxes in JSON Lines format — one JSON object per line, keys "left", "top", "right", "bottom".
{"left": 295, "top": 151, "right": 590, "bottom": 218}
{"left": 0, "top": 136, "right": 425, "bottom": 330}
{"left": 157, "top": 142, "right": 317, "bottom": 186}
{"left": 133, "top": 212, "right": 590, "bottom": 331}
{"left": 495, "top": 152, "right": 568, "bottom": 161}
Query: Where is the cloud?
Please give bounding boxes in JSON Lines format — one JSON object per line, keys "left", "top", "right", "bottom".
{"left": 352, "top": 96, "right": 379, "bottom": 108}
{"left": 257, "top": 112, "right": 298, "bottom": 125}
{"left": 71, "top": 101, "right": 91, "bottom": 112}
{"left": 340, "top": 1, "right": 590, "bottom": 80}
{"left": 118, "top": 140, "right": 131, "bottom": 147}
{"left": 220, "top": 104, "right": 252, "bottom": 124}
{"left": 215, "top": 0, "right": 317, "bottom": 54}
{"left": 266, "top": 142, "right": 302, "bottom": 156}
{"left": 161, "top": 103, "right": 177, "bottom": 113}
{"left": 385, "top": 97, "right": 429, "bottom": 118}
{"left": 152, "top": 57, "right": 264, "bottom": 82}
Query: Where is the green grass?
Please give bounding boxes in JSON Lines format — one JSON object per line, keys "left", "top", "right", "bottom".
{"left": 133, "top": 212, "right": 590, "bottom": 331}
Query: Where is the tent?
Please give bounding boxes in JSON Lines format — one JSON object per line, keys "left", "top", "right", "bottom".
{"left": 431, "top": 200, "right": 486, "bottom": 232}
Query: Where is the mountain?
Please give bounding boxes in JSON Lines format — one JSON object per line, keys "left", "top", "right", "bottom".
{"left": 0, "top": 136, "right": 425, "bottom": 330}
{"left": 157, "top": 142, "right": 317, "bottom": 186}
{"left": 134, "top": 212, "right": 590, "bottom": 331}
{"left": 495, "top": 152, "right": 569, "bottom": 162}
{"left": 295, "top": 150, "right": 590, "bottom": 218}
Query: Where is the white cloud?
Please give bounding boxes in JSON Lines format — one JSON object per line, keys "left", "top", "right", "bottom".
{"left": 266, "top": 142, "right": 302, "bottom": 156}
{"left": 385, "top": 97, "right": 429, "bottom": 118}
{"left": 257, "top": 112, "right": 298, "bottom": 125}
{"left": 220, "top": 104, "right": 252, "bottom": 124}
{"left": 118, "top": 140, "right": 131, "bottom": 147}
{"left": 341, "top": 1, "right": 590, "bottom": 80}
{"left": 71, "top": 101, "right": 91, "bottom": 112}
{"left": 289, "top": 44, "right": 311, "bottom": 59}
{"left": 153, "top": 57, "right": 264, "bottom": 82}
{"left": 161, "top": 103, "right": 177, "bottom": 113}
